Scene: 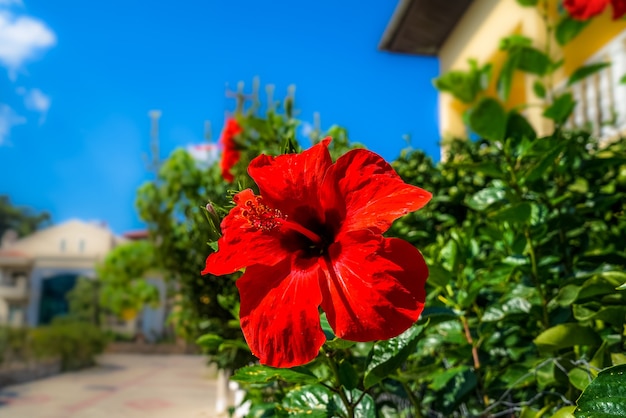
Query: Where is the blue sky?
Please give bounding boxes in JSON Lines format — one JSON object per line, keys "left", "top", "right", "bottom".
{"left": 0, "top": 0, "right": 439, "bottom": 234}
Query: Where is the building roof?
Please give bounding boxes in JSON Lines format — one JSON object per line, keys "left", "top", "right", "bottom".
{"left": 0, "top": 249, "right": 33, "bottom": 266}
{"left": 379, "top": 0, "right": 473, "bottom": 56}
{"left": 123, "top": 230, "right": 149, "bottom": 240}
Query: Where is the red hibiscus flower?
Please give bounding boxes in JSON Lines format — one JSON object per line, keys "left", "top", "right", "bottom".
{"left": 219, "top": 118, "right": 243, "bottom": 182}
{"left": 564, "top": 0, "right": 626, "bottom": 20}
{"left": 202, "top": 138, "right": 432, "bottom": 368}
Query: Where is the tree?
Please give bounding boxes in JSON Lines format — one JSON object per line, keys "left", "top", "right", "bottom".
{"left": 0, "top": 195, "right": 50, "bottom": 239}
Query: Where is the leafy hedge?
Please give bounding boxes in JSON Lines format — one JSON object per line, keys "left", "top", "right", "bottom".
{"left": 0, "top": 321, "right": 108, "bottom": 372}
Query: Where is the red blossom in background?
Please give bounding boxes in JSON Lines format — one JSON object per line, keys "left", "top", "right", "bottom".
{"left": 564, "top": 0, "right": 626, "bottom": 20}
{"left": 219, "top": 118, "right": 243, "bottom": 182}
{"left": 203, "top": 138, "right": 432, "bottom": 368}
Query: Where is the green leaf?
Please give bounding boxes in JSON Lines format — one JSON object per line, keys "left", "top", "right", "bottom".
{"left": 620, "top": 73, "right": 626, "bottom": 84}
{"left": 468, "top": 97, "right": 507, "bottom": 141}
{"left": 489, "top": 202, "right": 532, "bottom": 223}
{"left": 337, "top": 390, "right": 376, "bottom": 418}
{"left": 500, "top": 34, "right": 533, "bottom": 50}
{"left": 427, "top": 265, "right": 453, "bottom": 287}
{"left": 281, "top": 384, "right": 333, "bottom": 417}
{"left": 338, "top": 360, "right": 358, "bottom": 390}
{"left": 364, "top": 322, "right": 427, "bottom": 388}
{"left": 534, "top": 324, "right": 601, "bottom": 351}
{"left": 195, "top": 333, "right": 223, "bottom": 350}
{"left": 516, "top": 0, "right": 538, "bottom": 5}
{"left": 573, "top": 305, "right": 626, "bottom": 325}
{"left": 453, "top": 161, "right": 503, "bottom": 178}
{"left": 517, "top": 47, "right": 551, "bottom": 75}
{"left": 506, "top": 111, "right": 537, "bottom": 141}
{"left": 554, "top": 284, "right": 582, "bottom": 307}
{"left": 523, "top": 142, "right": 566, "bottom": 183}
{"left": 466, "top": 187, "right": 506, "bottom": 211}
{"left": 482, "top": 297, "right": 532, "bottom": 322}
{"left": 575, "top": 365, "right": 626, "bottom": 417}
{"left": 568, "top": 62, "right": 611, "bottom": 86}
{"left": 553, "top": 406, "right": 577, "bottom": 418}
{"left": 433, "top": 70, "right": 479, "bottom": 103}
{"left": 543, "top": 93, "right": 576, "bottom": 124}
{"left": 533, "top": 80, "right": 546, "bottom": 98}
{"left": 498, "top": 51, "right": 521, "bottom": 101}
{"left": 231, "top": 365, "right": 318, "bottom": 385}
{"left": 569, "top": 367, "right": 593, "bottom": 391}
{"left": 556, "top": 15, "right": 590, "bottom": 46}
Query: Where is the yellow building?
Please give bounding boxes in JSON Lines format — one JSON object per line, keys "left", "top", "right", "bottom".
{"left": 0, "top": 220, "right": 167, "bottom": 341}
{"left": 381, "top": 0, "right": 626, "bottom": 156}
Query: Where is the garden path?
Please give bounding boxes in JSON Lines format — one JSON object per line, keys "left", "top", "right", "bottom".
{"left": 0, "top": 354, "right": 220, "bottom": 418}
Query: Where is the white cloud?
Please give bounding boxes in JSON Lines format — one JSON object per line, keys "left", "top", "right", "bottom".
{"left": 0, "top": 10, "right": 56, "bottom": 77}
{"left": 0, "top": 104, "right": 26, "bottom": 145}
{"left": 23, "top": 87, "right": 50, "bottom": 115}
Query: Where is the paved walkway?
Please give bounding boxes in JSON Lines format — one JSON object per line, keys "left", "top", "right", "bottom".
{"left": 0, "top": 354, "right": 220, "bottom": 418}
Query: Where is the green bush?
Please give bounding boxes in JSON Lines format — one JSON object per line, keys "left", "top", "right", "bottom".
{"left": 29, "top": 320, "right": 108, "bottom": 371}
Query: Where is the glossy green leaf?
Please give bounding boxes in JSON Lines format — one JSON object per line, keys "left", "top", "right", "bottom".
{"left": 231, "top": 365, "right": 318, "bottom": 385}
{"left": 466, "top": 187, "right": 506, "bottom": 211}
{"left": 543, "top": 93, "right": 576, "bottom": 124}
{"left": 337, "top": 390, "right": 376, "bottom": 418}
{"left": 575, "top": 365, "right": 626, "bottom": 417}
{"left": 482, "top": 296, "right": 532, "bottom": 322}
{"left": 281, "top": 384, "right": 333, "bottom": 417}
{"left": 534, "top": 324, "right": 601, "bottom": 351}
{"left": 568, "top": 62, "right": 611, "bottom": 86}
{"left": 468, "top": 97, "right": 507, "bottom": 141}
{"left": 364, "top": 322, "right": 427, "bottom": 388}
{"left": 556, "top": 15, "right": 590, "bottom": 46}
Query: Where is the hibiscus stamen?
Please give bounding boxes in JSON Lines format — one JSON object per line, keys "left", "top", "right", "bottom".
{"left": 240, "top": 196, "right": 323, "bottom": 245}
{"left": 241, "top": 197, "right": 285, "bottom": 231}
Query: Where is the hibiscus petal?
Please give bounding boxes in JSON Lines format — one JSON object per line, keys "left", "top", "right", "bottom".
{"left": 202, "top": 189, "right": 289, "bottom": 275}
{"left": 219, "top": 118, "right": 243, "bottom": 182}
{"left": 564, "top": 0, "right": 610, "bottom": 19}
{"left": 238, "top": 256, "right": 326, "bottom": 367}
{"left": 248, "top": 137, "right": 332, "bottom": 224}
{"left": 319, "top": 232, "right": 428, "bottom": 341}
{"left": 322, "top": 148, "right": 431, "bottom": 236}
{"left": 612, "top": 0, "right": 626, "bottom": 18}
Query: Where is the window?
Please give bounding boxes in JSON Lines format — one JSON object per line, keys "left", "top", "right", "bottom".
{"left": 60, "top": 239, "right": 66, "bottom": 252}
{"left": 79, "top": 239, "right": 85, "bottom": 253}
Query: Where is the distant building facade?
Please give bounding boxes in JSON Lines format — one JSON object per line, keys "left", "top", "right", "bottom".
{"left": 0, "top": 220, "right": 167, "bottom": 341}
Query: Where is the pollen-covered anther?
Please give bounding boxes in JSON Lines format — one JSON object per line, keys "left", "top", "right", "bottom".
{"left": 241, "top": 197, "right": 285, "bottom": 231}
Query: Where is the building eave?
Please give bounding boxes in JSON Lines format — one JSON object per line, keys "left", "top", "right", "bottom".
{"left": 379, "top": 0, "right": 473, "bottom": 56}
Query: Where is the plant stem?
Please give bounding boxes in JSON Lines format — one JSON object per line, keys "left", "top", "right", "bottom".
{"left": 461, "top": 315, "right": 481, "bottom": 370}
{"left": 525, "top": 227, "right": 550, "bottom": 328}
{"left": 321, "top": 347, "right": 355, "bottom": 418}
{"left": 400, "top": 380, "right": 424, "bottom": 418}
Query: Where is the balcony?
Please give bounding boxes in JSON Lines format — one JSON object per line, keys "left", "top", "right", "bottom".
{"left": 564, "top": 30, "right": 626, "bottom": 141}
{"left": 0, "top": 276, "right": 28, "bottom": 300}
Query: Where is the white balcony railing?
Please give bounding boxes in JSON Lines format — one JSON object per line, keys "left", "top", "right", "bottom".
{"left": 563, "top": 29, "right": 626, "bottom": 140}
